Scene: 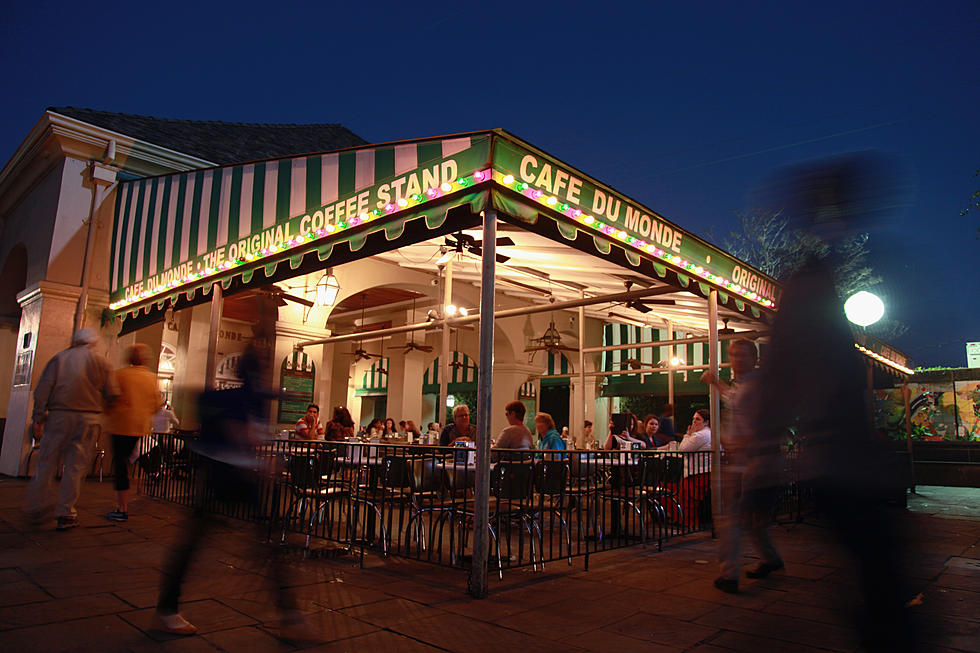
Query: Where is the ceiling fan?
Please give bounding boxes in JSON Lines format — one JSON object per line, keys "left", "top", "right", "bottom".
{"left": 447, "top": 327, "right": 477, "bottom": 371}
{"left": 249, "top": 284, "right": 314, "bottom": 307}
{"left": 616, "top": 280, "right": 675, "bottom": 314}
{"left": 398, "top": 297, "right": 434, "bottom": 354}
{"left": 342, "top": 293, "right": 382, "bottom": 361}
{"left": 443, "top": 232, "right": 515, "bottom": 264}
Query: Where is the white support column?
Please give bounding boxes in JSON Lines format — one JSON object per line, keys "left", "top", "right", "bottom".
{"left": 204, "top": 283, "right": 223, "bottom": 390}
{"left": 708, "top": 291, "right": 722, "bottom": 537}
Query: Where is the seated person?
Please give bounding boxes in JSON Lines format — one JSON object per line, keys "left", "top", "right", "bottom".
{"left": 658, "top": 409, "right": 712, "bottom": 458}
{"left": 295, "top": 404, "right": 325, "bottom": 440}
{"left": 582, "top": 420, "right": 596, "bottom": 448}
{"left": 366, "top": 418, "right": 383, "bottom": 439}
{"left": 534, "top": 412, "right": 566, "bottom": 451}
{"left": 603, "top": 413, "right": 647, "bottom": 449}
{"left": 643, "top": 414, "right": 673, "bottom": 448}
{"left": 495, "top": 401, "right": 534, "bottom": 450}
{"left": 439, "top": 405, "right": 477, "bottom": 446}
{"left": 324, "top": 406, "right": 355, "bottom": 441}
{"left": 658, "top": 404, "right": 679, "bottom": 443}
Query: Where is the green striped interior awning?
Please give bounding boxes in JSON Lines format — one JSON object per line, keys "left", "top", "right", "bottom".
{"left": 422, "top": 352, "right": 478, "bottom": 394}
{"left": 541, "top": 351, "right": 572, "bottom": 387}
{"left": 355, "top": 359, "right": 389, "bottom": 397}
{"left": 600, "top": 324, "right": 731, "bottom": 396}
{"left": 518, "top": 381, "right": 537, "bottom": 399}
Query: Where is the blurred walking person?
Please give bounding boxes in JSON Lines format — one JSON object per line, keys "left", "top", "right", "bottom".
{"left": 105, "top": 344, "right": 162, "bottom": 522}
{"left": 702, "top": 339, "right": 783, "bottom": 593}
{"left": 155, "top": 300, "right": 312, "bottom": 641}
{"left": 25, "top": 328, "right": 119, "bottom": 530}
{"left": 755, "top": 155, "right": 920, "bottom": 651}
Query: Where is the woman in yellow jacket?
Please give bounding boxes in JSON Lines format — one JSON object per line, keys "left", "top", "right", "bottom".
{"left": 105, "top": 344, "right": 162, "bottom": 521}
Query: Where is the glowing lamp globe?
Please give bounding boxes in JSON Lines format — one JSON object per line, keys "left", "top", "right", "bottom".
{"left": 844, "top": 291, "right": 884, "bottom": 327}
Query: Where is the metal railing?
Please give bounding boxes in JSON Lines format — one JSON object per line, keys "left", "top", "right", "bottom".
{"left": 133, "top": 434, "right": 719, "bottom": 572}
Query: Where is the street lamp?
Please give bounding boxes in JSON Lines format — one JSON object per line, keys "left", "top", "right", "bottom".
{"left": 844, "top": 290, "right": 884, "bottom": 327}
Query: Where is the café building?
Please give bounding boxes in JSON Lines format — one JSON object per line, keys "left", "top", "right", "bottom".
{"left": 0, "top": 107, "right": 912, "bottom": 479}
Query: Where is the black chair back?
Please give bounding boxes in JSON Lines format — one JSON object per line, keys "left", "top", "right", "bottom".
{"left": 661, "top": 455, "right": 685, "bottom": 484}
{"left": 492, "top": 462, "right": 534, "bottom": 501}
{"left": 534, "top": 460, "right": 570, "bottom": 496}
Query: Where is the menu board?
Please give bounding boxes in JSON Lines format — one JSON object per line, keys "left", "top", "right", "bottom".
{"left": 278, "top": 356, "right": 315, "bottom": 425}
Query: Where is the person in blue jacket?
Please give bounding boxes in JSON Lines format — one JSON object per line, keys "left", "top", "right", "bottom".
{"left": 533, "top": 412, "right": 566, "bottom": 451}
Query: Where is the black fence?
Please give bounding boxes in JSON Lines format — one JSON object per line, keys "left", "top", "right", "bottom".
{"left": 133, "top": 434, "right": 724, "bottom": 573}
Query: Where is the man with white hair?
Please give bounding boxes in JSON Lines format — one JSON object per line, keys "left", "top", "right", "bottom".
{"left": 25, "top": 328, "right": 119, "bottom": 530}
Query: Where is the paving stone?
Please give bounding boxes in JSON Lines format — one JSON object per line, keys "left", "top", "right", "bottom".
{"left": 0, "top": 613, "right": 150, "bottom": 651}
{"left": 120, "top": 598, "right": 257, "bottom": 638}
{"left": 303, "top": 628, "right": 447, "bottom": 652}
{"left": 308, "top": 581, "right": 392, "bottom": 610}
{"left": 299, "top": 608, "right": 379, "bottom": 642}
{"left": 704, "top": 629, "right": 835, "bottom": 653}
{"left": 762, "top": 599, "right": 852, "bottom": 626}
{"left": 0, "top": 580, "right": 52, "bottom": 607}
{"left": 389, "top": 612, "right": 585, "bottom": 653}
{"left": 338, "top": 597, "right": 448, "bottom": 628}
{"left": 560, "top": 627, "right": 683, "bottom": 653}
{"left": 663, "top": 576, "right": 787, "bottom": 611}
{"left": 932, "top": 571, "right": 980, "bottom": 593}
{"left": 0, "top": 592, "right": 130, "bottom": 630}
{"left": 202, "top": 625, "right": 294, "bottom": 652}
{"left": 694, "top": 605, "right": 860, "bottom": 651}
{"left": 602, "top": 613, "right": 719, "bottom": 649}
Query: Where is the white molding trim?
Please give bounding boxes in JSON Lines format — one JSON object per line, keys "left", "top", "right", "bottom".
{"left": 0, "top": 111, "right": 215, "bottom": 191}
{"left": 16, "top": 280, "right": 83, "bottom": 308}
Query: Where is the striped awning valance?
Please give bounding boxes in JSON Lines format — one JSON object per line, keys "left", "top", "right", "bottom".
{"left": 355, "top": 359, "right": 389, "bottom": 397}
{"left": 422, "top": 352, "right": 478, "bottom": 394}
{"left": 600, "top": 324, "right": 730, "bottom": 396}
{"left": 542, "top": 352, "right": 572, "bottom": 387}
{"left": 518, "top": 381, "right": 537, "bottom": 399}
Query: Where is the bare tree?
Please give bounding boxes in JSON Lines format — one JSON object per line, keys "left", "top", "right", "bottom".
{"left": 723, "top": 211, "right": 906, "bottom": 340}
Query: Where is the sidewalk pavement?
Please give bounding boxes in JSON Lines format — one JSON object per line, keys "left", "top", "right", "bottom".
{"left": 0, "top": 476, "right": 977, "bottom": 652}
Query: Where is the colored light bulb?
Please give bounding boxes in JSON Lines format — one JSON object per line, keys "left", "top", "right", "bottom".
{"left": 502, "top": 174, "right": 514, "bottom": 184}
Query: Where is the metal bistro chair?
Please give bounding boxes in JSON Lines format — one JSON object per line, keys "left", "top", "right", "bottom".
{"left": 645, "top": 454, "right": 685, "bottom": 533}
{"left": 279, "top": 450, "right": 349, "bottom": 552}
{"left": 488, "top": 461, "right": 538, "bottom": 576}
{"left": 350, "top": 455, "right": 418, "bottom": 556}
{"left": 404, "top": 457, "right": 455, "bottom": 557}
{"left": 567, "top": 453, "right": 604, "bottom": 543}
{"left": 600, "top": 453, "right": 647, "bottom": 543}
{"left": 533, "top": 458, "right": 572, "bottom": 567}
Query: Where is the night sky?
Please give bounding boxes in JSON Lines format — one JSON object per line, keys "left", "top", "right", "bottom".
{"left": 2, "top": 2, "right": 977, "bottom": 367}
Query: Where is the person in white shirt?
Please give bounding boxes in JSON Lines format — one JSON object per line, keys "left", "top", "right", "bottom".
{"left": 658, "top": 409, "right": 712, "bottom": 476}
{"left": 153, "top": 402, "right": 180, "bottom": 434}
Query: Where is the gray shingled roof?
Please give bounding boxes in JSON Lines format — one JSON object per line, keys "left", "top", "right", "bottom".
{"left": 50, "top": 106, "right": 368, "bottom": 165}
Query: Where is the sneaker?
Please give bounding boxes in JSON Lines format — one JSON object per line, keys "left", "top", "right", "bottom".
{"left": 746, "top": 560, "right": 784, "bottom": 579}
{"left": 153, "top": 611, "right": 198, "bottom": 636}
{"left": 56, "top": 515, "right": 79, "bottom": 531}
{"left": 106, "top": 510, "right": 128, "bottom": 522}
{"left": 713, "top": 576, "right": 738, "bottom": 594}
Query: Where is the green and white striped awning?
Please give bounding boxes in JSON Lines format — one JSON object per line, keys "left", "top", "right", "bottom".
{"left": 518, "top": 382, "right": 537, "bottom": 399}
{"left": 541, "top": 352, "right": 572, "bottom": 387}
{"left": 109, "top": 130, "right": 780, "bottom": 323}
{"left": 110, "top": 134, "right": 492, "bottom": 316}
{"left": 422, "top": 352, "right": 478, "bottom": 394}
{"left": 355, "top": 359, "right": 390, "bottom": 397}
{"left": 600, "top": 324, "right": 731, "bottom": 396}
